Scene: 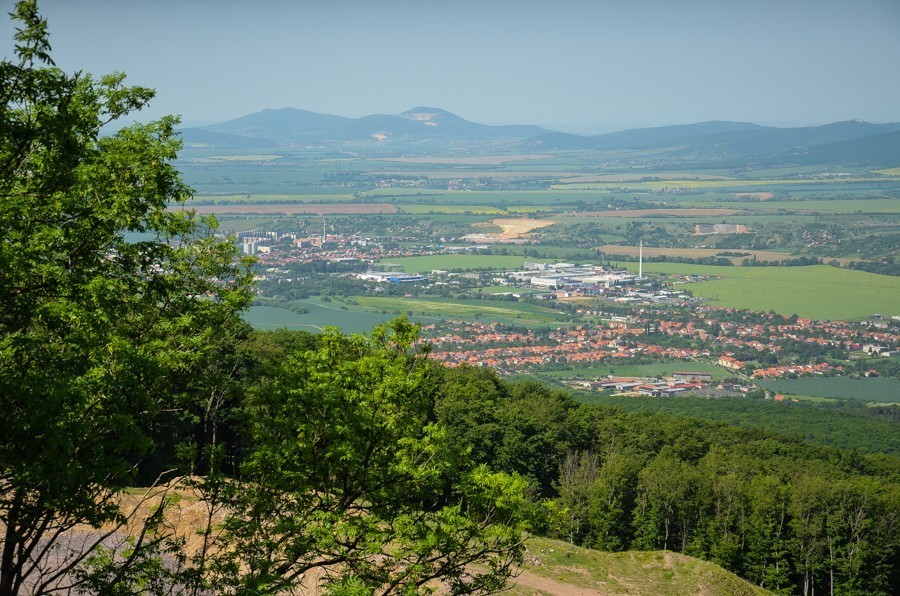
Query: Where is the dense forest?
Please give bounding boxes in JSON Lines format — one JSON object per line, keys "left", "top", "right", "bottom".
{"left": 97, "top": 323, "right": 900, "bottom": 595}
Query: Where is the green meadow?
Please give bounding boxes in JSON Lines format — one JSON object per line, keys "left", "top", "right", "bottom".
{"left": 677, "top": 198, "right": 900, "bottom": 213}
{"left": 614, "top": 262, "right": 900, "bottom": 320}
{"left": 353, "top": 296, "right": 566, "bottom": 324}
{"left": 243, "top": 302, "right": 441, "bottom": 334}
{"left": 397, "top": 204, "right": 507, "bottom": 215}
{"left": 378, "top": 254, "right": 540, "bottom": 273}
{"left": 760, "top": 377, "right": 900, "bottom": 404}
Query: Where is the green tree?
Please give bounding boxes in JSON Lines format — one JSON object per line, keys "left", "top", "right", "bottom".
{"left": 554, "top": 451, "right": 599, "bottom": 545}
{"left": 199, "top": 320, "right": 526, "bottom": 594}
{"left": 588, "top": 446, "right": 643, "bottom": 551}
{"left": 0, "top": 2, "right": 252, "bottom": 593}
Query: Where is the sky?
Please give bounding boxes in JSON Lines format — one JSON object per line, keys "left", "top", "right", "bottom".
{"left": 2, "top": 0, "right": 900, "bottom": 133}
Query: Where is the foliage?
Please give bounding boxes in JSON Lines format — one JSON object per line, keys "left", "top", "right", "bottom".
{"left": 0, "top": 2, "right": 252, "bottom": 593}
{"left": 578, "top": 393, "right": 900, "bottom": 455}
{"left": 192, "top": 320, "right": 527, "bottom": 594}
{"left": 432, "top": 365, "right": 900, "bottom": 595}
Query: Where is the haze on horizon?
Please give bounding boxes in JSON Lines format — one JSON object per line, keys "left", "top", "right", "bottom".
{"left": 3, "top": 0, "right": 899, "bottom": 133}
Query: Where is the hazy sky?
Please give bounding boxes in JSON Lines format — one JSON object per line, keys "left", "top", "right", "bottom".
{"left": 3, "top": 0, "right": 900, "bottom": 132}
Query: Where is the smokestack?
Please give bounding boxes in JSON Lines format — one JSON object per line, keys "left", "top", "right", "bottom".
{"left": 639, "top": 239, "right": 643, "bottom": 280}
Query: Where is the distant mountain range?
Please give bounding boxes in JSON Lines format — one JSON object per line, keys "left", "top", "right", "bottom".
{"left": 181, "top": 107, "right": 900, "bottom": 166}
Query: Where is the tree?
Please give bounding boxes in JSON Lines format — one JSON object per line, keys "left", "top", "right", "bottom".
{"left": 197, "top": 320, "right": 526, "bottom": 594}
{"left": 0, "top": 2, "right": 252, "bottom": 593}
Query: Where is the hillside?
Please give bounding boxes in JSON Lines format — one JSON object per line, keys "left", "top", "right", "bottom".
{"left": 182, "top": 106, "right": 549, "bottom": 149}
{"left": 181, "top": 108, "right": 900, "bottom": 166}
{"left": 510, "top": 537, "right": 770, "bottom": 595}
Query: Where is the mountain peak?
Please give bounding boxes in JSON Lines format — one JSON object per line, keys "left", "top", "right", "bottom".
{"left": 399, "top": 107, "right": 463, "bottom": 123}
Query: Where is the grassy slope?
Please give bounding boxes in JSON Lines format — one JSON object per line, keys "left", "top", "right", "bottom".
{"left": 510, "top": 536, "right": 770, "bottom": 595}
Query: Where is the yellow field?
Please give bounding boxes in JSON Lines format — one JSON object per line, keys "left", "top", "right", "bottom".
{"left": 874, "top": 167, "right": 900, "bottom": 176}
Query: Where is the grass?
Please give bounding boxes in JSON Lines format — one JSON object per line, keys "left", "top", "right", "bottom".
{"left": 678, "top": 198, "right": 900, "bottom": 213}
{"left": 552, "top": 178, "right": 888, "bottom": 191}
{"left": 353, "top": 296, "right": 566, "bottom": 324}
{"left": 243, "top": 302, "right": 441, "bottom": 335}
{"left": 378, "top": 255, "right": 542, "bottom": 273}
{"left": 613, "top": 263, "right": 900, "bottom": 320}
{"left": 873, "top": 167, "right": 900, "bottom": 176}
{"left": 514, "top": 536, "right": 769, "bottom": 595}
{"left": 397, "top": 205, "right": 507, "bottom": 215}
{"left": 760, "top": 377, "right": 900, "bottom": 403}
{"left": 192, "top": 193, "right": 359, "bottom": 203}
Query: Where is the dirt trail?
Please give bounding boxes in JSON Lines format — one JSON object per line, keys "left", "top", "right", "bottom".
{"left": 511, "top": 569, "right": 608, "bottom": 595}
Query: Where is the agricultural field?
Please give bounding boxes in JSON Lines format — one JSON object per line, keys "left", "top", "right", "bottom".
{"left": 613, "top": 262, "right": 900, "bottom": 320}
{"left": 397, "top": 205, "right": 506, "bottom": 215}
{"left": 352, "top": 296, "right": 566, "bottom": 324}
{"left": 377, "top": 254, "right": 539, "bottom": 273}
{"left": 598, "top": 244, "right": 811, "bottom": 264}
{"left": 760, "top": 377, "right": 900, "bottom": 404}
{"left": 676, "top": 198, "right": 900, "bottom": 213}
{"left": 557, "top": 208, "right": 742, "bottom": 218}
{"left": 551, "top": 177, "right": 893, "bottom": 191}
{"left": 243, "top": 303, "right": 442, "bottom": 334}
{"left": 191, "top": 203, "right": 398, "bottom": 215}
{"left": 192, "top": 194, "right": 359, "bottom": 203}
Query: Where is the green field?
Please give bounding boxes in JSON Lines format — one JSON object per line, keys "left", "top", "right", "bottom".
{"left": 397, "top": 204, "right": 507, "bottom": 214}
{"left": 379, "top": 254, "right": 540, "bottom": 273}
{"left": 243, "top": 303, "right": 440, "bottom": 334}
{"left": 614, "top": 263, "right": 900, "bottom": 320}
{"left": 353, "top": 296, "right": 566, "bottom": 324}
{"left": 679, "top": 198, "right": 900, "bottom": 213}
{"left": 539, "top": 361, "right": 728, "bottom": 380}
{"left": 760, "top": 377, "right": 900, "bottom": 403}
{"left": 192, "top": 193, "right": 358, "bottom": 203}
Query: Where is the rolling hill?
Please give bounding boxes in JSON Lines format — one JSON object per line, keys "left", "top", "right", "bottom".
{"left": 180, "top": 108, "right": 900, "bottom": 166}
{"left": 511, "top": 536, "right": 771, "bottom": 595}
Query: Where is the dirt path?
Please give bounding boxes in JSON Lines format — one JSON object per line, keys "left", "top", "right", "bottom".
{"left": 510, "top": 570, "right": 608, "bottom": 595}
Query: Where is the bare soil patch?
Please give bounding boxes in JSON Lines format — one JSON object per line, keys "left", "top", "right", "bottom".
{"left": 735, "top": 192, "right": 775, "bottom": 201}
{"left": 510, "top": 569, "right": 607, "bottom": 595}
{"left": 492, "top": 218, "right": 556, "bottom": 238}
{"left": 462, "top": 218, "right": 555, "bottom": 243}
{"left": 183, "top": 203, "right": 398, "bottom": 215}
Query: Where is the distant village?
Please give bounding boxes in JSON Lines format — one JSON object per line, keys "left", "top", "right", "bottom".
{"left": 232, "top": 225, "right": 899, "bottom": 397}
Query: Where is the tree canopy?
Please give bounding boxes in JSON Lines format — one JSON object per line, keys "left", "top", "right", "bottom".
{"left": 0, "top": 3, "right": 527, "bottom": 593}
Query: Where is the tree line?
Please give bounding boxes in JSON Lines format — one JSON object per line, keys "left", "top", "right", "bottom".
{"left": 434, "top": 366, "right": 899, "bottom": 595}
